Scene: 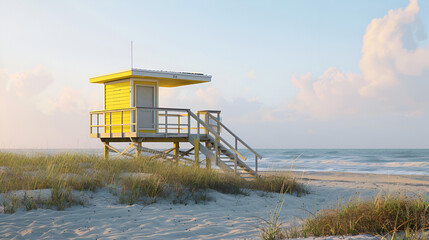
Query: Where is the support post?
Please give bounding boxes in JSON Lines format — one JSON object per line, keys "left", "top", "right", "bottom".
{"left": 194, "top": 138, "right": 199, "bottom": 167}
{"left": 136, "top": 141, "right": 142, "bottom": 158}
{"left": 205, "top": 142, "right": 211, "bottom": 169}
{"left": 174, "top": 142, "right": 179, "bottom": 164}
{"left": 104, "top": 141, "right": 109, "bottom": 160}
{"left": 255, "top": 155, "right": 258, "bottom": 175}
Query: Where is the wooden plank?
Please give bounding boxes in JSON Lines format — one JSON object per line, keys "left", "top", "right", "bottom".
{"left": 116, "top": 143, "right": 135, "bottom": 159}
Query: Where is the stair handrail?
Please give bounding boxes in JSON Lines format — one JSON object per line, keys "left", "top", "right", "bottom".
{"left": 187, "top": 110, "right": 247, "bottom": 161}
{"left": 206, "top": 112, "right": 262, "bottom": 159}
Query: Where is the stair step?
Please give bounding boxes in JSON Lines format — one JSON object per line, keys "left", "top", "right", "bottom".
{"left": 191, "top": 135, "right": 257, "bottom": 181}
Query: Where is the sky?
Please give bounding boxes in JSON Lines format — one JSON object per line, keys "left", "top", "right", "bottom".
{"left": 1, "top": 0, "right": 429, "bottom": 149}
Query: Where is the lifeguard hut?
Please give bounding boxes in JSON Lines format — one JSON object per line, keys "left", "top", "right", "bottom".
{"left": 89, "top": 68, "right": 261, "bottom": 179}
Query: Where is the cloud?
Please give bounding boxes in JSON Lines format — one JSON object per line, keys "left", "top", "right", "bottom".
{"left": 289, "top": 0, "right": 429, "bottom": 119}
{"left": 247, "top": 70, "right": 256, "bottom": 79}
{"left": 8, "top": 65, "right": 54, "bottom": 97}
{"left": 38, "top": 87, "right": 87, "bottom": 115}
{"left": 0, "top": 67, "right": 102, "bottom": 148}
{"left": 289, "top": 69, "right": 364, "bottom": 118}
{"left": 195, "top": 87, "right": 222, "bottom": 108}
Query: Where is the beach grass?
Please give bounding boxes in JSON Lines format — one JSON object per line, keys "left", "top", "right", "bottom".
{"left": 265, "top": 193, "right": 429, "bottom": 240}
{"left": 0, "top": 151, "right": 307, "bottom": 212}
{"left": 301, "top": 193, "right": 429, "bottom": 239}
{"left": 251, "top": 175, "right": 309, "bottom": 196}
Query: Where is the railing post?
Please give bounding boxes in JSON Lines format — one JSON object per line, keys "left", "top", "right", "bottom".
{"left": 135, "top": 108, "right": 138, "bottom": 135}
{"left": 154, "top": 109, "right": 157, "bottom": 133}
{"left": 234, "top": 138, "right": 237, "bottom": 175}
{"left": 204, "top": 112, "right": 208, "bottom": 134}
{"left": 165, "top": 110, "right": 168, "bottom": 137}
{"left": 96, "top": 113, "right": 99, "bottom": 135}
{"left": 197, "top": 112, "right": 200, "bottom": 141}
{"left": 90, "top": 114, "right": 93, "bottom": 134}
{"left": 217, "top": 112, "right": 220, "bottom": 135}
{"left": 120, "top": 111, "right": 123, "bottom": 137}
{"left": 177, "top": 115, "right": 180, "bottom": 134}
{"left": 131, "top": 109, "right": 134, "bottom": 132}
{"left": 109, "top": 112, "right": 112, "bottom": 137}
{"left": 214, "top": 135, "right": 219, "bottom": 165}
{"left": 187, "top": 112, "right": 191, "bottom": 137}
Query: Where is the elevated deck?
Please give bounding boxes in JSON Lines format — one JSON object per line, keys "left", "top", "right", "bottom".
{"left": 90, "top": 107, "right": 262, "bottom": 179}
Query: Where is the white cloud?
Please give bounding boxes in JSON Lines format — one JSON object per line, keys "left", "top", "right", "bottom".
{"left": 0, "top": 67, "right": 101, "bottom": 148}
{"left": 289, "top": 0, "right": 429, "bottom": 119}
{"left": 289, "top": 69, "right": 364, "bottom": 118}
{"left": 8, "top": 65, "right": 54, "bottom": 97}
{"left": 247, "top": 70, "right": 256, "bottom": 79}
{"left": 39, "top": 87, "right": 88, "bottom": 115}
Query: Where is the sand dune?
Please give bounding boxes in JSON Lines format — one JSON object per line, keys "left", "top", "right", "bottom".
{"left": 1, "top": 171, "right": 428, "bottom": 239}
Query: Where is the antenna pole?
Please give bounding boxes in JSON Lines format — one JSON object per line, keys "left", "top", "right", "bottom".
{"left": 131, "top": 40, "right": 133, "bottom": 69}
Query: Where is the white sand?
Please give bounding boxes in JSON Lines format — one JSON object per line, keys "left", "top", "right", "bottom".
{"left": 1, "top": 171, "right": 428, "bottom": 240}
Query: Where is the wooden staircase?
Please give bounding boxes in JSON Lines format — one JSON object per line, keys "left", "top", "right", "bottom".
{"left": 189, "top": 135, "right": 256, "bottom": 180}
{"left": 187, "top": 111, "right": 262, "bottom": 180}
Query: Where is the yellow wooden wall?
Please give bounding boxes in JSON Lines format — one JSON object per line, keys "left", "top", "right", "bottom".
{"left": 105, "top": 80, "right": 131, "bottom": 133}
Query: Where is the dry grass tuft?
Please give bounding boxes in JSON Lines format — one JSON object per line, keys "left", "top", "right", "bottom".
{"left": 301, "top": 193, "right": 429, "bottom": 239}
{"left": 250, "top": 175, "right": 309, "bottom": 196}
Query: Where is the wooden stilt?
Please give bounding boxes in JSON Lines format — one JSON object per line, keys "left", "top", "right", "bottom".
{"left": 173, "top": 142, "right": 179, "bottom": 163}
{"left": 136, "top": 141, "right": 142, "bottom": 158}
{"left": 205, "top": 142, "right": 211, "bottom": 169}
{"left": 103, "top": 141, "right": 109, "bottom": 160}
{"left": 194, "top": 138, "right": 199, "bottom": 167}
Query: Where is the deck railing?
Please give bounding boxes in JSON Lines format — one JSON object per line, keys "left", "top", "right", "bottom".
{"left": 89, "top": 107, "right": 260, "bottom": 174}
{"left": 90, "top": 108, "right": 137, "bottom": 137}
{"left": 205, "top": 112, "right": 262, "bottom": 174}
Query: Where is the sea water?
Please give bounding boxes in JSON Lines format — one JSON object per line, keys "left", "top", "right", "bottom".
{"left": 242, "top": 149, "right": 429, "bottom": 176}
{"left": 2, "top": 149, "right": 429, "bottom": 176}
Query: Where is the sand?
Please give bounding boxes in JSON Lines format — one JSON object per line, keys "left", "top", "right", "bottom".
{"left": 1, "top": 171, "right": 428, "bottom": 240}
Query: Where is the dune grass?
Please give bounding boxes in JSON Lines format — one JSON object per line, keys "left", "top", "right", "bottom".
{"left": 300, "top": 193, "right": 429, "bottom": 239}
{"left": 251, "top": 175, "right": 309, "bottom": 196}
{"left": 260, "top": 193, "right": 429, "bottom": 240}
{"left": 0, "top": 151, "right": 307, "bottom": 212}
{"left": 259, "top": 193, "right": 429, "bottom": 240}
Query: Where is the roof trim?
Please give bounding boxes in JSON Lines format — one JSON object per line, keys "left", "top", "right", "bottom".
{"left": 90, "top": 69, "right": 212, "bottom": 85}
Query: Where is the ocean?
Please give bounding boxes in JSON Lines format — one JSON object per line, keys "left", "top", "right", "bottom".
{"left": 244, "top": 149, "right": 429, "bottom": 176}
{"left": 2, "top": 149, "right": 429, "bottom": 176}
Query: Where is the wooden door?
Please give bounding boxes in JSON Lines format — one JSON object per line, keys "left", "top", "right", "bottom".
{"left": 135, "top": 85, "right": 155, "bottom": 129}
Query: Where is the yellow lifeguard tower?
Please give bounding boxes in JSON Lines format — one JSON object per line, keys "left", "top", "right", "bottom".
{"left": 89, "top": 68, "right": 261, "bottom": 179}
